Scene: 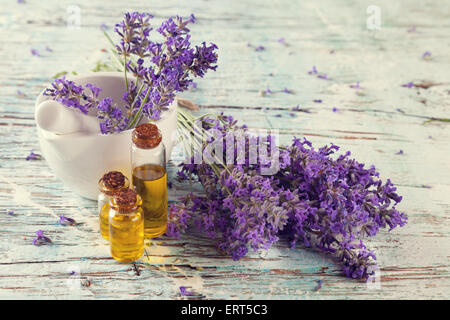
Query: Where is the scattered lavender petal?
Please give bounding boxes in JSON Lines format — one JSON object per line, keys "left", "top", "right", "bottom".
{"left": 168, "top": 181, "right": 173, "bottom": 189}
{"left": 349, "top": 81, "right": 360, "bottom": 89}
{"left": 26, "top": 151, "right": 42, "bottom": 161}
{"left": 45, "top": 45, "right": 53, "bottom": 52}
{"left": 313, "top": 99, "right": 322, "bottom": 103}
{"left": 317, "top": 73, "right": 329, "bottom": 80}
{"left": 31, "top": 49, "right": 41, "bottom": 57}
{"left": 7, "top": 210, "right": 15, "bottom": 215}
{"left": 332, "top": 107, "right": 338, "bottom": 112}
{"left": 32, "top": 230, "right": 52, "bottom": 246}
{"left": 179, "top": 286, "right": 195, "bottom": 296}
{"left": 283, "top": 88, "right": 293, "bottom": 94}
{"left": 313, "top": 280, "right": 323, "bottom": 291}
{"left": 59, "top": 215, "right": 77, "bottom": 226}
{"left": 277, "top": 37, "right": 288, "bottom": 46}
{"left": 308, "top": 66, "right": 318, "bottom": 75}
{"left": 422, "top": 51, "right": 432, "bottom": 60}
{"left": 274, "top": 114, "right": 282, "bottom": 118}
{"left": 395, "top": 150, "right": 404, "bottom": 155}
{"left": 396, "top": 108, "right": 405, "bottom": 113}
{"left": 401, "top": 82, "right": 414, "bottom": 88}
{"left": 255, "top": 45, "right": 265, "bottom": 52}
{"left": 100, "top": 23, "right": 108, "bottom": 31}
{"left": 16, "top": 90, "right": 26, "bottom": 97}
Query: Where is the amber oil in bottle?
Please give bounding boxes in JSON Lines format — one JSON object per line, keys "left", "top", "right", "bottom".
{"left": 109, "top": 189, "right": 144, "bottom": 262}
{"left": 98, "top": 171, "right": 129, "bottom": 240}
{"left": 131, "top": 123, "right": 168, "bottom": 238}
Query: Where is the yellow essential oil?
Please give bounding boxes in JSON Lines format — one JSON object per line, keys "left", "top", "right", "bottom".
{"left": 98, "top": 171, "right": 129, "bottom": 240}
{"left": 109, "top": 189, "right": 144, "bottom": 262}
{"left": 132, "top": 164, "right": 168, "bottom": 238}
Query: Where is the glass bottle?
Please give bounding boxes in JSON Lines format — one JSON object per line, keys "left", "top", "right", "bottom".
{"left": 98, "top": 171, "right": 130, "bottom": 240}
{"left": 109, "top": 189, "right": 144, "bottom": 262}
{"left": 131, "top": 123, "right": 168, "bottom": 238}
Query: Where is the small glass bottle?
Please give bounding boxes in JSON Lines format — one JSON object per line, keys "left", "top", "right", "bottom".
{"left": 109, "top": 189, "right": 144, "bottom": 262}
{"left": 98, "top": 171, "right": 129, "bottom": 240}
{"left": 131, "top": 123, "right": 168, "bottom": 238}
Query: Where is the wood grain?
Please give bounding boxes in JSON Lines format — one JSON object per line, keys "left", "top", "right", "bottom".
{"left": 0, "top": 0, "right": 449, "bottom": 299}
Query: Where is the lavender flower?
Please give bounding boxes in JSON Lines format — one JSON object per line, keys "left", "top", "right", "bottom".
{"left": 26, "top": 150, "right": 42, "bottom": 161}
{"left": 32, "top": 230, "right": 52, "bottom": 246}
{"left": 46, "top": 12, "right": 218, "bottom": 134}
{"left": 179, "top": 286, "right": 195, "bottom": 296}
{"left": 31, "top": 49, "right": 41, "bottom": 57}
{"left": 422, "top": 51, "right": 432, "bottom": 60}
{"left": 59, "top": 215, "right": 76, "bottom": 226}
{"left": 308, "top": 66, "right": 318, "bottom": 75}
{"left": 43, "top": 77, "right": 102, "bottom": 114}
{"left": 277, "top": 38, "right": 288, "bottom": 46}
{"left": 313, "top": 99, "right": 322, "bottom": 103}
{"left": 349, "top": 81, "right": 360, "bottom": 89}
{"left": 169, "top": 111, "right": 407, "bottom": 280}
{"left": 402, "top": 82, "right": 414, "bottom": 88}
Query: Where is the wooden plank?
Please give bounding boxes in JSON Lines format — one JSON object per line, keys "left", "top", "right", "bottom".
{"left": 0, "top": 0, "right": 449, "bottom": 299}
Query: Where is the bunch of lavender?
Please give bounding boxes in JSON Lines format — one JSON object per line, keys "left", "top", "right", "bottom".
{"left": 168, "top": 109, "right": 407, "bottom": 279}
{"left": 44, "top": 12, "right": 218, "bottom": 134}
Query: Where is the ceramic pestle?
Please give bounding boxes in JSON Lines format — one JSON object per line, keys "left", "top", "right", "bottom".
{"left": 35, "top": 100, "right": 100, "bottom": 135}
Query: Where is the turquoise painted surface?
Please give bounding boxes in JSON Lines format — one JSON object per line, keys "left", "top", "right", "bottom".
{"left": 0, "top": 0, "right": 449, "bottom": 299}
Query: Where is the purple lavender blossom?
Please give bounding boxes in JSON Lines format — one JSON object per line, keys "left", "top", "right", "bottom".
{"left": 168, "top": 113, "right": 407, "bottom": 280}
{"left": 7, "top": 210, "right": 15, "bottom": 216}
{"left": 349, "top": 81, "right": 360, "bottom": 89}
{"left": 396, "top": 150, "right": 404, "bottom": 155}
{"left": 26, "top": 150, "right": 42, "bottom": 161}
{"left": 308, "top": 66, "right": 318, "bottom": 75}
{"left": 277, "top": 37, "right": 288, "bottom": 46}
{"left": 43, "top": 77, "right": 102, "bottom": 115}
{"left": 32, "top": 230, "right": 52, "bottom": 246}
{"left": 332, "top": 107, "right": 338, "bottom": 112}
{"left": 31, "top": 49, "right": 41, "bottom": 57}
{"left": 179, "top": 286, "right": 195, "bottom": 296}
{"left": 47, "top": 12, "right": 218, "bottom": 134}
{"left": 401, "top": 82, "right": 414, "bottom": 88}
{"left": 422, "top": 51, "right": 432, "bottom": 60}
{"left": 59, "top": 215, "right": 76, "bottom": 226}
{"left": 283, "top": 88, "right": 293, "bottom": 94}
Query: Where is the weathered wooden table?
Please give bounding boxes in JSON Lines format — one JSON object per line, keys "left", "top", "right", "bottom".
{"left": 0, "top": 0, "right": 449, "bottom": 299}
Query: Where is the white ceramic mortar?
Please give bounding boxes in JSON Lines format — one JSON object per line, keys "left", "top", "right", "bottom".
{"left": 35, "top": 72, "right": 177, "bottom": 200}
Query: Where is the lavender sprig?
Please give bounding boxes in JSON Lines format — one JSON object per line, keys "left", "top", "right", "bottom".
{"left": 169, "top": 111, "right": 407, "bottom": 280}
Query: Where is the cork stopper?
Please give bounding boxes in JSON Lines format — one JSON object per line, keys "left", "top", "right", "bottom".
{"left": 99, "top": 171, "right": 129, "bottom": 196}
{"left": 102, "top": 171, "right": 125, "bottom": 189}
{"left": 114, "top": 189, "right": 137, "bottom": 206}
{"left": 132, "top": 123, "right": 162, "bottom": 149}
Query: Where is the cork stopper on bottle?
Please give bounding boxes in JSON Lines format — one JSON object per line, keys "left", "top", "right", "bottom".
{"left": 113, "top": 189, "right": 140, "bottom": 213}
{"left": 132, "top": 123, "right": 162, "bottom": 149}
{"left": 99, "top": 171, "right": 128, "bottom": 195}
{"left": 114, "top": 189, "right": 137, "bottom": 206}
